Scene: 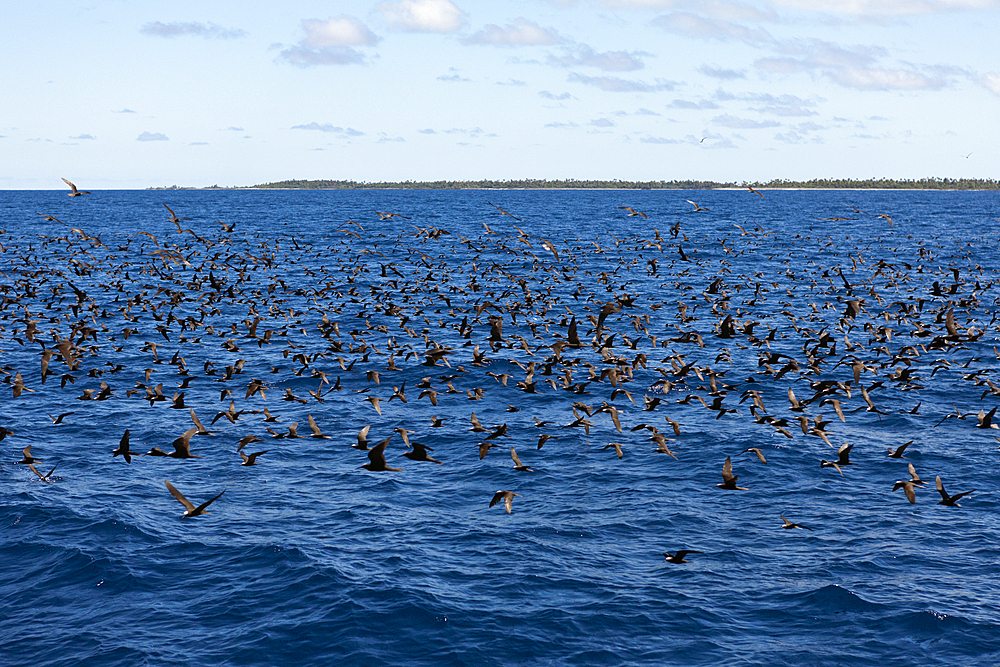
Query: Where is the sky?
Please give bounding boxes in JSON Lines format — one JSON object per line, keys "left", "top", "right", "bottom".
{"left": 3, "top": 0, "right": 999, "bottom": 189}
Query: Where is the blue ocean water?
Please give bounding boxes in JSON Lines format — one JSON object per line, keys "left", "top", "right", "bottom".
{"left": 1, "top": 188, "right": 999, "bottom": 666}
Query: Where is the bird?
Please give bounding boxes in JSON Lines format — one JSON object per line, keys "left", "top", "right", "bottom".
{"left": 168, "top": 428, "right": 201, "bottom": 458}
{"left": 935, "top": 476, "right": 975, "bottom": 507}
{"left": 307, "top": 414, "right": 331, "bottom": 439}
{"left": 62, "top": 178, "right": 91, "bottom": 196}
{"left": 663, "top": 550, "right": 702, "bottom": 563}
{"left": 164, "top": 480, "right": 225, "bottom": 518}
{"left": 618, "top": 206, "right": 647, "bottom": 219}
{"left": 489, "top": 490, "right": 521, "bottom": 514}
{"left": 744, "top": 184, "right": 765, "bottom": 198}
{"left": 402, "top": 442, "right": 442, "bottom": 464}
{"left": 28, "top": 463, "right": 58, "bottom": 482}
{"left": 487, "top": 202, "right": 521, "bottom": 221}
{"left": 510, "top": 447, "right": 533, "bottom": 471}
{"left": 717, "top": 456, "right": 747, "bottom": 490}
{"left": 48, "top": 412, "right": 75, "bottom": 424}
{"left": 239, "top": 449, "right": 268, "bottom": 466}
{"left": 375, "top": 211, "right": 411, "bottom": 220}
{"left": 112, "top": 430, "right": 139, "bottom": 463}
{"left": 18, "top": 445, "right": 41, "bottom": 465}
{"left": 739, "top": 447, "right": 767, "bottom": 464}
{"left": 892, "top": 480, "right": 919, "bottom": 504}
{"left": 354, "top": 425, "right": 372, "bottom": 450}
{"left": 685, "top": 200, "right": 709, "bottom": 212}
{"left": 361, "top": 439, "right": 401, "bottom": 472}
{"left": 780, "top": 516, "right": 813, "bottom": 531}
{"left": 602, "top": 442, "right": 624, "bottom": 459}
{"left": 887, "top": 441, "right": 912, "bottom": 458}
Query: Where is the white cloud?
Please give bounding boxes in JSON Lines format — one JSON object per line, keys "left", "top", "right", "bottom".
{"left": 590, "top": 118, "right": 615, "bottom": 127}
{"left": 278, "top": 16, "right": 378, "bottom": 67}
{"left": 437, "top": 73, "right": 472, "bottom": 81}
{"left": 544, "top": 121, "right": 580, "bottom": 128}
{"left": 981, "top": 72, "right": 1000, "bottom": 95}
{"left": 568, "top": 72, "right": 676, "bottom": 92}
{"left": 463, "top": 18, "right": 562, "bottom": 46}
{"left": 140, "top": 21, "right": 246, "bottom": 39}
{"left": 547, "top": 45, "right": 648, "bottom": 71}
{"left": 375, "top": 0, "right": 467, "bottom": 33}
{"left": 301, "top": 17, "right": 380, "bottom": 47}
{"left": 137, "top": 132, "right": 169, "bottom": 141}
{"left": 70, "top": 134, "right": 96, "bottom": 140}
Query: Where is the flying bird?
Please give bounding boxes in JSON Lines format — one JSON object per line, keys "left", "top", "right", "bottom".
{"left": 164, "top": 480, "right": 225, "bottom": 518}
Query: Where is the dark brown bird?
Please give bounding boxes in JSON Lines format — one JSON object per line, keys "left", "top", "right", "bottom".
{"left": 489, "top": 490, "right": 521, "bottom": 514}
{"left": 935, "top": 476, "right": 975, "bottom": 507}
{"left": 165, "top": 480, "right": 225, "bottom": 518}
{"left": 717, "top": 456, "right": 747, "bottom": 490}
{"left": 361, "top": 438, "right": 401, "bottom": 472}
{"left": 663, "top": 550, "right": 702, "bottom": 563}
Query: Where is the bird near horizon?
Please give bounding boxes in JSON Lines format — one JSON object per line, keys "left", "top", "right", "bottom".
{"left": 62, "top": 178, "right": 90, "bottom": 196}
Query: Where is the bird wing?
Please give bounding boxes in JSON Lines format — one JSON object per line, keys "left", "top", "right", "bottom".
{"left": 193, "top": 490, "right": 225, "bottom": 516}
{"left": 165, "top": 480, "right": 196, "bottom": 512}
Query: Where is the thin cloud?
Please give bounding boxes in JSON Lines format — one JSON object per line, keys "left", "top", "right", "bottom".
{"left": 669, "top": 98, "right": 720, "bottom": 109}
{"left": 547, "top": 44, "right": 649, "bottom": 71}
{"left": 463, "top": 18, "right": 563, "bottom": 46}
{"left": 568, "top": 72, "right": 676, "bottom": 92}
{"left": 437, "top": 73, "right": 472, "bottom": 82}
{"left": 770, "top": 0, "right": 1000, "bottom": 14}
{"left": 639, "top": 136, "right": 682, "bottom": 144}
{"left": 137, "top": 132, "right": 169, "bottom": 141}
{"left": 114, "top": 108, "right": 136, "bottom": 114}
{"left": 291, "top": 123, "right": 364, "bottom": 137}
{"left": 539, "top": 90, "right": 574, "bottom": 100}
{"left": 70, "top": 134, "right": 96, "bottom": 140}
{"left": 711, "top": 114, "right": 780, "bottom": 128}
{"left": 652, "top": 12, "right": 774, "bottom": 46}
{"left": 589, "top": 118, "right": 615, "bottom": 127}
{"left": 375, "top": 0, "right": 467, "bottom": 33}
{"left": 140, "top": 21, "right": 246, "bottom": 39}
{"left": 698, "top": 64, "right": 746, "bottom": 80}
{"left": 544, "top": 121, "right": 580, "bottom": 128}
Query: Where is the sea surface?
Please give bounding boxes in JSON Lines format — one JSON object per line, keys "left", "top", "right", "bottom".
{"left": 1, "top": 188, "right": 999, "bottom": 666}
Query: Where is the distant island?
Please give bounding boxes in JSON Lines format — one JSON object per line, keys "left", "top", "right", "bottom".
{"left": 147, "top": 177, "right": 1000, "bottom": 191}
{"left": 243, "top": 177, "right": 1000, "bottom": 190}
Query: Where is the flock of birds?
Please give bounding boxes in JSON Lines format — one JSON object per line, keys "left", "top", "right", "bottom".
{"left": 2, "top": 179, "right": 997, "bottom": 564}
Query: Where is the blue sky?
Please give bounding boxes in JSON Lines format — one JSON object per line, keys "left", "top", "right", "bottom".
{"left": 3, "top": 0, "right": 998, "bottom": 188}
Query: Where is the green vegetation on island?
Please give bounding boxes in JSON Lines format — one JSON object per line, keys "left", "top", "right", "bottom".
{"left": 245, "top": 177, "right": 1000, "bottom": 191}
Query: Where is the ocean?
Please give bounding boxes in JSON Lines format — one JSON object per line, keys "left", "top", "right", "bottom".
{"left": 1, "top": 188, "right": 999, "bottom": 666}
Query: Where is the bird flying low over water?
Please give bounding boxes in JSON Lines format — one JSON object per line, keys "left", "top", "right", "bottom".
{"left": 62, "top": 178, "right": 91, "bottom": 196}
{"left": 663, "top": 550, "right": 702, "bottom": 563}
{"left": 165, "top": 480, "right": 225, "bottom": 518}
{"left": 490, "top": 490, "right": 521, "bottom": 514}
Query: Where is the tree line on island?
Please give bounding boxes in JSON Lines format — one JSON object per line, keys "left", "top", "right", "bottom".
{"left": 239, "top": 177, "right": 1000, "bottom": 190}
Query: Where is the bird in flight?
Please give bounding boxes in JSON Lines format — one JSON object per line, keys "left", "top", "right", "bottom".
{"left": 164, "top": 480, "right": 225, "bottom": 518}
{"left": 663, "top": 550, "right": 702, "bottom": 563}
{"left": 744, "top": 184, "right": 765, "bottom": 198}
{"left": 487, "top": 202, "right": 522, "bottom": 221}
{"left": 62, "top": 178, "right": 91, "bottom": 197}
{"left": 618, "top": 206, "right": 647, "bottom": 219}
{"left": 489, "top": 490, "right": 521, "bottom": 514}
